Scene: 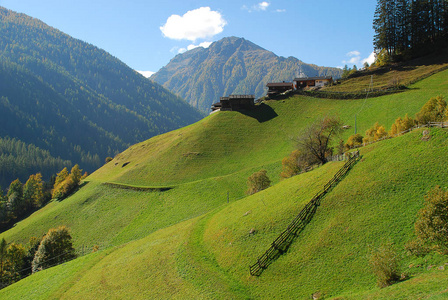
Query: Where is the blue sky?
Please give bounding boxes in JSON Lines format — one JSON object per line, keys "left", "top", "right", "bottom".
{"left": 0, "top": 0, "right": 377, "bottom": 76}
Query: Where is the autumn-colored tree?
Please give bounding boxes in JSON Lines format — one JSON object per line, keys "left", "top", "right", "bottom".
{"left": 363, "top": 122, "right": 388, "bottom": 144}
{"left": 0, "top": 239, "right": 26, "bottom": 285}
{"left": 52, "top": 165, "right": 83, "bottom": 200}
{"left": 32, "top": 226, "right": 76, "bottom": 273}
{"left": 280, "top": 148, "right": 320, "bottom": 179}
{"left": 54, "top": 167, "right": 69, "bottom": 188}
{"left": 70, "top": 164, "right": 82, "bottom": 185}
{"left": 389, "top": 114, "right": 415, "bottom": 136}
{"left": 414, "top": 186, "right": 448, "bottom": 252}
{"left": 415, "top": 95, "right": 447, "bottom": 125}
{"left": 374, "top": 48, "right": 391, "bottom": 67}
{"left": 23, "top": 173, "right": 44, "bottom": 209}
{"left": 280, "top": 150, "right": 301, "bottom": 178}
{"left": 4, "top": 243, "right": 25, "bottom": 283}
{"left": 52, "top": 176, "right": 75, "bottom": 200}
{"left": 247, "top": 170, "right": 271, "bottom": 195}
{"left": 345, "top": 133, "right": 364, "bottom": 149}
{"left": 297, "top": 116, "right": 343, "bottom": 164}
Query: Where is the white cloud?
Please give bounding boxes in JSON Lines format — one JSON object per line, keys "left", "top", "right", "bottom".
{"left": 160, "top": 7, "right": 227, "bottom": 42}
{"left": 347, "top": 50, "right": 360, "bottom": 56}
{"left": 362, "top": 52, "right": 376, "bottom": 65}
{"left": 258, "top": 1, "right": 270, "bottom": 10}
{"left": 275, "top": 9, "right": 286, "bottom": 13}
{"left": 342, "top": 50, "right": 376, "bottom": 67}
{"left": 242, "top": 2, "right": 273, "bottom": 12}
{"left": 177, "top": 41, "right": 213, "bottom": 54}
{"left": 342, "top": 50, "right": 362, "bottom": 65}
{"left": 189, "top": 41, "right": 213, "bottom": 51}
{"left": 136, "top": 70, "right": 155, "bottom": 78}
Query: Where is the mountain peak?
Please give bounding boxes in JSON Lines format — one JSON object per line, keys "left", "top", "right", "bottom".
{"left": 209, "top": 36, "right": 265, "bottom": 52}
{"left": 151, "top": 36, "right": 342, "bottom": 112}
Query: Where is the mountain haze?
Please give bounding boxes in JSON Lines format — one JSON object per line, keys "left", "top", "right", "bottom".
{"left": 0, "top": 7, "right": 203, "bottom": 185}
{"left": 151, "top": 37, "right": 342, "bottom": 112}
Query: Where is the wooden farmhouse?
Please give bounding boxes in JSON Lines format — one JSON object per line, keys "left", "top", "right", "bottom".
{"left": 266, "top": 82, "right": 293, "bottom": 96}
{"left": 293, "top": 76, "right": 333, "bottom": 89}
{"left": 211, "top": 94, "right": 255, "bottom": 112}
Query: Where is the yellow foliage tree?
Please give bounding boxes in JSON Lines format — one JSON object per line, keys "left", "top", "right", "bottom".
{"left": 345, "top": 133, "right": 364, "bottom": 149}
{"left": 389, "top": 114, "right": 415, "bottom": 136}
{"left": 23, "top": 173, "right": 44, "bottom": 208}
{"left": 52, "top": 165, "right": 83, "bottom": 200}
{"left": 363, "top": 122, "right": 388, "bottom": 144}
{"left": 415, "top": 95, "right": 447, "bottom": 125}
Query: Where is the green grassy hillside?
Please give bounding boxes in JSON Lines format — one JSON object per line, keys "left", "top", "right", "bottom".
{"left": 0, "top": 69, "right": 448, "bottom": 299}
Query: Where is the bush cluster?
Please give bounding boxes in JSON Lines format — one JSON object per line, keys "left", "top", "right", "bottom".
{"left": 246, "top": 170, "right": 271, "bottom": 195}
{"left": 0, "top": 226, "right": 76, "bottom": 287}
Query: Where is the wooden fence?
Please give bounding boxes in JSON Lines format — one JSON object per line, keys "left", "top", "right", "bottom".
{"left": 249, "top": 152, "right": 360, "bottom": 276}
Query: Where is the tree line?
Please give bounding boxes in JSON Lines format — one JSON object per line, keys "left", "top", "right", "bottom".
{"left": 0, "top": 165, "right": 86, "bottom": 232}
{"left": 373, "top": 0, "right": 448, "bottom": 61}
{"left": 0, "top": 136, "right": 72, "bottom": 188}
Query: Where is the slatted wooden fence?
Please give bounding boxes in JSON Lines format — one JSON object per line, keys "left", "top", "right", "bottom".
{"left": 249, "top": 152, "right": 360, "bottom": 276}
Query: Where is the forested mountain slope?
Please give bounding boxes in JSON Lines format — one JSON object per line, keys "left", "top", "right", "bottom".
{"left": 0, "top": 7, "right": 203, "bottom": 185}
{"left": 150, "top": 36, "right": 342, "bottom": 112}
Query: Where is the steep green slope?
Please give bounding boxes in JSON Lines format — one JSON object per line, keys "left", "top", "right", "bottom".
{"left": 151, "top": 36, "right": 342, "bottom": 112}
{"left": 91, "top": 68, "right": 448, "bottom": 186}
{"left": 0, "top": 70, "right": 447, "bottom": 298}
{"left": 2, "top": 68, "right": 445, "bottom": 247}
{"left": 2, "top": 128, "right": 448, "bottom": 299}
{"left": 202, "top": 128, "right": 448, "bottom": 298}
{"left": 0, "top": 6, "right": 202, "bottom": 181}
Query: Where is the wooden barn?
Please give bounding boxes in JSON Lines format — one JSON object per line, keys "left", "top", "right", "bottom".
{"left": 211, "top": 94, "right": 255, "bottom": 112}
{"left": 293, "top": 76, "right": 333, "bottom": 89}
{"left": 266, "top": 82, "right": 293, "bottom": 96}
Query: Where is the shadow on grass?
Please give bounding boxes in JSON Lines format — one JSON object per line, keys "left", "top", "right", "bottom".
{"left": 239, "top": 103, "right": 278, "bottom": 123}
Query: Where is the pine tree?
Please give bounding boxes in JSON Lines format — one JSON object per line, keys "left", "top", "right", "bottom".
{"left": 373, "top": 0, "right": 389, "bottom": 53}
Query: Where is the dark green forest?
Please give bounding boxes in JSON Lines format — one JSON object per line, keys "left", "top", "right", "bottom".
{"left": 373, "top": 0, "right": 448, "bottom": 60}
{"left": 0, "top": 137, "right": 70, "bottom": 187}
{"left": 0, "top": 7, "right": 203, "bottom": 186}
